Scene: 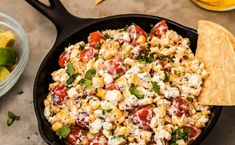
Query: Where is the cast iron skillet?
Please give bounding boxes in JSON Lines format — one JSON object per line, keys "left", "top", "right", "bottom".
{"left": 26, "top": 0, "right": 222, "bottom": 145}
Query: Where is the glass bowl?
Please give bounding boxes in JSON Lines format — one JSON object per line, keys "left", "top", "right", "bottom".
{"left": 0, "top": 13, "right": 29, "bottom": 97}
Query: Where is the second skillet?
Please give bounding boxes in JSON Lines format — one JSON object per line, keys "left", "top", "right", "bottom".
{"left": 25, "top": 0, "right": 222, "bottom": 145}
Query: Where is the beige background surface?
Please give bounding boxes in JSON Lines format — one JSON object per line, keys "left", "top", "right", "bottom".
{"left": 0, "top": 0, "right": 235, "bottom": 145}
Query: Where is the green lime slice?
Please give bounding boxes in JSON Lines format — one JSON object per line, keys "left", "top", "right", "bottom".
{"left": 0, "top": 47, "right": 16, "bottom": 66}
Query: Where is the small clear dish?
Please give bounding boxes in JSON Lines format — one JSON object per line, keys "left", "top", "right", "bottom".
{"left": 0, "top": 13, "right": 29, "bottom": 97}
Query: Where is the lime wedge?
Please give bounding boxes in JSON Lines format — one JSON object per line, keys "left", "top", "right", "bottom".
{"left": 0, "top": 66, "right": 10, "bottom": 81}
{"left": 0, "top": 47, "right": 16, "bottom": 66}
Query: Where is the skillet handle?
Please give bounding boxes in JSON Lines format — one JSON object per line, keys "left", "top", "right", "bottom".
{"left": 25, "top": 0, "right": 95, "bottom": 45}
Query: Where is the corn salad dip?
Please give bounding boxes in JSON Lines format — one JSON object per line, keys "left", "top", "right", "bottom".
{"left": 44, "top": 20, "right": 210, "bottom": 145}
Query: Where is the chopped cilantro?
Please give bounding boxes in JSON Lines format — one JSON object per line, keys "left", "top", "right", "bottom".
{"left": 158, "top": 55, "right": 168, "bottom": 61}
{"left": 66, "top": 75, "right": 76, "bottom": 85}
{"left": 169, "top": 56, "right": 175, "bottom": 62}
{"left": 94, "top": 53, "right": 99, "bottom": 61}
{"left": 117, "top": 134, "right": 126, "bottom": 139}
{"left": 151, "top": 81, "right": 160, "bottom": 94}
{"left": 174, "top": 70, "right": 180, "bottom": 75}
{"left": 7, "top": 111, "right": 20, "bottom": 126}
{"left": 123, "top": 24, "right": 129, "bottom": 31}
{"left": 85, "top": 69, "right": 96, "bottom": 79}
{"left": 187, "top": 97, "right": 194, "bottom": 103}
{"left": 102, "top": 109, "right": 113, "bottom": 114}
{"left": 170, "top": 128, "right": 189, "bottom": 143}
{"left": 104, "top": 33, "right": 111, "bottom": 39}
{"left": 78, "top": 78, "right": 85, "bottom": 84}
{"left": 138, "top": 52, "right": 156, "bottom": 64}
{"left": 79, "top": 44, "right": 85, "bottom": 51}
{"left": 57, "top": 124, "right": 71, "bottom": 138}
{"left": 123, "top": 54, "right": 128, "bottom": 59}
{"left": 163, "top": 71, "right": 170, "bottom": 82}
{"left": 66, "top": 62, "right": 74, "bottom": 76}
{"left": 129, "top": 83, "right": 144, "bottom": 99}
{"left": 84, "top": 79, "right": 92, "bottom": 88}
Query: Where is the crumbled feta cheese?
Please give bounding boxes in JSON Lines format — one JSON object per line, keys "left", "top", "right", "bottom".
{"left": 90, "top": 118, "right": 103, "bottom": 134}
{"left": 105, "top": 90, "right": 122, "bottom": 103}
{"left": 104, "top": 73, "right": 113, "bottom": 84}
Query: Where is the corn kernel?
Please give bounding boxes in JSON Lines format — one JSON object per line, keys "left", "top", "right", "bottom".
{"left": 130, "top": 74, "right": 139, "bottom": 85}
{"left": 96, "top": 88, "right": 106, "bottom": 99}
{"left": 52, "top": 122, "right": 63, "bottom": 131}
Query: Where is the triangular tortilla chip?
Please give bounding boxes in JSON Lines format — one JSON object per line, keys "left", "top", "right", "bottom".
{"left": 95, "top": 0, "right": 104, "bottom": 5}
{"left": 196, "top": 20, "right": 235, "bottom": 106}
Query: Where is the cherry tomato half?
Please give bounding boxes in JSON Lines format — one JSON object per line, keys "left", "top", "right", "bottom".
{"left": 105, "top": 58, "right": 126, "bottom": 76}
{"left": 58, "top": 51, "right": 69, "bottom": 68}
{"left": 130, "top": 105, "right": 153, "bottom": 130}
{"left": 51, "top": 84, "right": 68, "bottom": 105}
{"left": 66, "top": 126, "right": 88, "bottom": 145}
{"left": 182, "top": 124, "right": 201, "bottom": 143}
{"left": 127, "top": 24, "right": 147, "bottom": 45}
{"left": 168, "top": 97, "right": 190, "bottom": 117}
{"left": 80, "top": 47, "right": 95, "bottom": 62}
{"left": 88, "top": 31, "right": 106, "bottom": 48}
{"left": 150, "top": 20, "right": 168, "bottom": 38}
{"left": 106, "top": 83, "right": 119, "bottom": 90}
{"left": 76, "top": 112, "right": 89, "bottom": 128}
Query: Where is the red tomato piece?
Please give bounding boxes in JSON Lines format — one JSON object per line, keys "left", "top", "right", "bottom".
{"left": 51, "top": 84, "right": 68, "bottom": 105}
{"left": 105, "top": 58, "right": 126, "bottom": 76}
{"left": 182, "top": 124, "right": 201, "bottom": 142}
{"left": 150, "top": 20, "right": 168, "bottom": 38}
{"left": 127, "top": 24, "right": 147, "bottom": 45}
{"left": 58, "top": 51, "right": 69, "bottom": 68}
{"left": 80, "top": 47, "right": 95, "bottom": 62}
{"left": 76, "top": 112, "right": 89, "bottom": 128}
{"left": 168, "top": 97, "right": 190, "bottom": 117}
{"left": 88, "top": 31, "right": 106, "bottom": 48}
{"left": 66, "top": 126, "right": 88, "bottom": 145}
{"left": 90, "top": 135, "right": 108, "bottom": 145}
{"left": 130, "top": 105, "right": 153, "bottom": 130}
{"left": 106, "top": 83, "right": 119, "bottom": 90}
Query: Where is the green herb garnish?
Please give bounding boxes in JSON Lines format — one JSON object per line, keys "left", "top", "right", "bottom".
{"left": 85, "top": 69, "right": 96, "bottom": 79}
{"left": 129, "top": 83, "right": 144, "bottom": 99}
{"left": 151, "top": 81, "right": 160, "bottom": 94}
{"left": 123, "top": 24, "right": 129, "bottom": 31}
{"left": 94, "top": 53, "right": 99, "bottom": 61}
{"left": 57, "top": 124, "right": 71, "bottom": 138}
{"left": 7, "top": 111, "right": 20, "bottom": 126}
{"left": 79, "top": 44, "right": 85, "bottom": 51}
{"left": 170, "top": 128, "right": 189, "bottom": 143}
{"left": 84, "top": 79, "right": 92, "bottom": 88}
{"left": 66, "top": 62, "right": 74, "bottom": 76}
{"left": 79, "top": 78, "right": 85, "bottom": 84}
{"left": 102, "top": 109, "right": 113, "bottom": 115}
{"left": 66, "top": 75, "right": 76, "bottom": 85}
{"left": 187, "top": 97, "right": 194, "bottom": 103}
{"left": 123, "top": 54, "right": 128, "bottom": 59}
{"left": 117, "top": 134, "right": 127, "bottom": 139}
{"left": 163, "top": 71, "right": 170, "bottom": 82}
{"left": 104, "top": 33, "right": 111, "bottom": 39}
{"left": 158, "top": 55, "right": 168, "bottom": 61}
{"left": 174, "top": 70, "right": 180, "bottom": 75}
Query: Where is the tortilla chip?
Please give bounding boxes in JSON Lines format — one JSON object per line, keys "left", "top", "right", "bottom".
{"left": 196, "top": 20, "right": 235, "bottom": 106}
{"left": 95, "top": 0, "right": 104, "bottom": 5}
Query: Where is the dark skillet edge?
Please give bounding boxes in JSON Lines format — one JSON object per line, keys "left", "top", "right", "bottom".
{"left": 33, "top": 14, "right": 222, "bottom": 145}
